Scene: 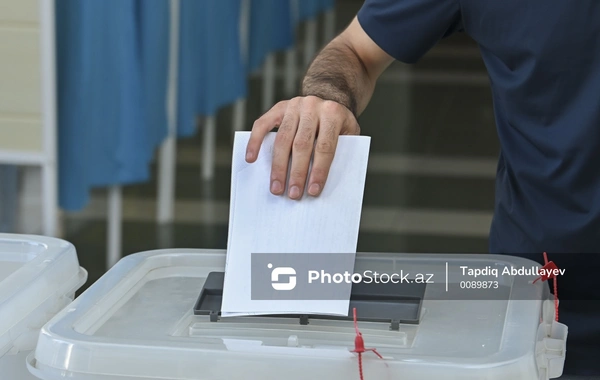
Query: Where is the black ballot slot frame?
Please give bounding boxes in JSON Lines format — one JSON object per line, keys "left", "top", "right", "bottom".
{"left": 193, "top": 272, "right": 426, "bottom": 331}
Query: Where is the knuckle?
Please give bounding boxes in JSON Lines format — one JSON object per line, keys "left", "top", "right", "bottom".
{"left": 322, "top": 100, "right": 343, "bottom": 113}
{"left": 293, "top": 136, "right": 312, "bottom": 151}
{"left": 275, "top": 128, "right": 295, "bottom": 147}
{"left": 302, "top": 95, "right": 319, "bottom": 107}
{"left": 277, "top": 116, "right": 297, "bottom": 134}
{"left": 290, "top": 168, "right": 308, "bottom": 181}
{"left": 290, "top": 170, "right": 308, "bottom": 189}
{"left": 270, "top": 101, "right": 288, "bottom": 116}
{"left": 319, "top": 117, "right": 341, "bottom": 138}
{"left": 315, "top": 139, "right": 336, "bottom": 155}
{"left": 277, "top": 118, "right": 291, "bottom": 132}
{"left": 290, "top": 97, "right": 303, "bottom": 107}
{"left": 323, "top": 120, "right": 339, "bottom": 137}
{"left": 300, "top": 112, "right": 317, "bottom": 130}
{"left": 284, "top": 104, "right": 302, "bottom": 120}
{"left": 252, "top": 119, "right": 265, "bottom": 132}
{"left": 275, "top": 128, "right": 293, "bottom": 144}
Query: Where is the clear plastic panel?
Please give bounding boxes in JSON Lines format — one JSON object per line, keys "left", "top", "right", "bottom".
{"left": 0, "top": 233, "right": 86, "bottom": 357}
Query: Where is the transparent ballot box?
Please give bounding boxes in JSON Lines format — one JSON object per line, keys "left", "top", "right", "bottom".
{"left": 0, "top": 234, "right": 87, "bottom": 379}
{"left": 27, "top": 249, "right": 566, "bottom": 380}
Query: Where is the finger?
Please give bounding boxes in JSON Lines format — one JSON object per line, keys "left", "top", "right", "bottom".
{"left": 307, "top": 114, "right": 341, "bottom": 197}
{"left": 271, "top": 101, "right": 300, "bottom": 195}
{"left": 288, "top": 107, "right": 319, "bottom": 200}
{"left": 341, "top": 113, "right": 361, "bottom": 135}
{"left": 246, "top": 101, "right": 287, "bottom": 163}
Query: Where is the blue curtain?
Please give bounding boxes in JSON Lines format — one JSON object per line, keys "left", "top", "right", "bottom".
{"left": 138, "top": 1, "right": 171, "bottom": 165}
{"left": 298, "top": 0, "right": 335, "bottom": 22}
{"left": 247, "top": 0, "right": 295, "bottom": 73}
{"left": 55, "top": 0, "right": 170, "bottom": 211}
{"left": 177, "top": 0, "right": 247, "bottom": 137}
{"left": 54, "top": 0, "right": 331, "bottom": 211}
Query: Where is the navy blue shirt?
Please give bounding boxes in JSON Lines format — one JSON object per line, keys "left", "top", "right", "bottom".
{"left": 358, "top": 0, "right": 600, "bottom": 375}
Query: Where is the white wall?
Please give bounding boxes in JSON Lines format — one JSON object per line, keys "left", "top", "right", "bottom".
{"left": 0, "top": 0, "right": 44, "bottom": 154}
{"left": 0, "top": 0, "right": 57, "bottom": 236}
{"left": 17, "top": 166, "right": 44, "bottom": 234}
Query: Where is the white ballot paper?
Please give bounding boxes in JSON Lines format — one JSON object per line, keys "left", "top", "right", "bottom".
{"left": 221, "top": 131, "right": 370, "bottom": 317}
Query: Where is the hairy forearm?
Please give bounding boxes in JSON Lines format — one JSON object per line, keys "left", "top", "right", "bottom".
{"left": 301, "top": 37, "right": 376, "bottom": 118}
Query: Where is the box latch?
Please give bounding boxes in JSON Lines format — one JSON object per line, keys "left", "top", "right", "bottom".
{"left": 536, "top": 299, "right": 568, "bottom": 380}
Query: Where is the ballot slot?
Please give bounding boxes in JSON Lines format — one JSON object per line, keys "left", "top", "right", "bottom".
{"left": 193, "top": 271, "right": 427, "bottom": 330}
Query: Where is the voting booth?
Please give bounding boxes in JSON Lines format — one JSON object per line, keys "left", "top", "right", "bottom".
{"left": 26, "top": 249, "right": 567, "bottom": 380}
{"left": 0, "top": 234, "right": 87, "bottom": 379}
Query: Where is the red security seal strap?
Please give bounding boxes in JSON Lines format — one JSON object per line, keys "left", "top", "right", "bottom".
{"left": 532, "top": 252, "right": 559, "bottom": 322}
{"left": 352, "top": 307, "right": 384, "bottom": 380}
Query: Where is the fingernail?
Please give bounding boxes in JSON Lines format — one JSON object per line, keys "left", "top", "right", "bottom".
{"left": 308, "top": 183, "right": 320, "bottom": 196}
{"left": 289, "top": 186, "right": 300, "bottom": 199}
{"left": 246, "top": 151, "right": 254, "bottom": 161}
{"left": 271, "top": 180, "right": 282, "bottom": 194}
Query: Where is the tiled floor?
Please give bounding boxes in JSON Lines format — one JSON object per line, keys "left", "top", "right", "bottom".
{"left": 63, "top": 1, "right": 500, "bottom": 293}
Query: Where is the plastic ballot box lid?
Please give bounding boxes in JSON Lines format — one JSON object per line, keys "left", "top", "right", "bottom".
{"left": 27, "top": 249, "right": 567, "bottom": 380}
{"left": 0, "top": 234, "right": 87, "bottom": 378}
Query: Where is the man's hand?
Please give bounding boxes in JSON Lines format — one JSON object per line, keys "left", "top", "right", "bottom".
{"left": 245, "top": 96, "right": 360, "bottom": 199}
{"left": 244, "top": 17, "right": 393, "bottom": 199}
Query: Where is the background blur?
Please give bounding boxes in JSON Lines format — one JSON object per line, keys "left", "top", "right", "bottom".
{"left": 0, "top": 0, "right": 499, "bottom": 292}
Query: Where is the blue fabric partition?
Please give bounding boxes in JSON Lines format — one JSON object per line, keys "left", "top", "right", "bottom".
{"left": 138, "top": 1, "right": 171, "bottom": 165}
{"left": 177, "top": 0, "right": 247, "bottom": 137}
{"left": 298, "top": 0, "right": 336, "bottom": 22}
{"left": 247, "top": 0, "right": 295, "bottom": 73}
{"left": 55, "top": 0, "right": 170, "bottom": 211}
{"left": 297, "top": 0, "right": 320, "bottom": 22}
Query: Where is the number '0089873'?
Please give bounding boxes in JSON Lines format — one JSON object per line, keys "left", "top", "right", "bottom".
{"left": 460, "top": 281, "right": 499, "bottom": 289}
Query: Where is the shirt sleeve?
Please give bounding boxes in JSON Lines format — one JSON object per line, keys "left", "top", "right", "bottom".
{"left": 357, "top": 0, "right": 463, "bottom": 64}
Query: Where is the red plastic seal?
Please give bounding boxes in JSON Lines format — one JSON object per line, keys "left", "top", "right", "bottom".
{"left": 532, "top": 252, "right": 559, "bottom": 322}
{"left": 533, "top": 259, "right": 559, "bottom": 283}
{"left": 352, "top": 308, "right": 383, "bottom": 380}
